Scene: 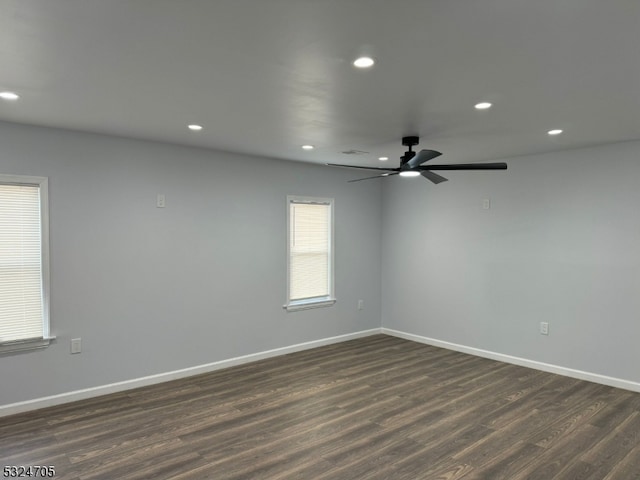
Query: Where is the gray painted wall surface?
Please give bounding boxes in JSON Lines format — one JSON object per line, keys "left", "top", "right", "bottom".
{"left": 4, "top": 118, "right": 640, "bottom": 408}
{"left": 382, "top": 140, "right": 640, "bottom": 383}
{"left": 0, "top": 121, "right": 382, "bottom": 405}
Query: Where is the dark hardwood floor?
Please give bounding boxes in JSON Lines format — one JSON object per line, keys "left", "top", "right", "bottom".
{"left": 2, "top": 334, "right": 639, "bottom": 479}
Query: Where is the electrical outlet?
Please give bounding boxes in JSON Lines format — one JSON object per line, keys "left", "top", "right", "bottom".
{"left": 540, "top": 322, "right": 549, "bottom": 335}
{"left": 357, "top": 300, "right": 364, "bottom": 310}
{"left": 156, "top": 194, "right": 166, "bottom": 208}
{"left": 71, "top": 338, "right": 82, "bottom": 354}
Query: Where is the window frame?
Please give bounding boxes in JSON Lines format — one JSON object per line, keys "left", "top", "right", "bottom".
{"left": 0, "top": 174, "right": 53, "bottom": 354}
{"left": 284, "top": 195, "right": 336, "bottom": 312}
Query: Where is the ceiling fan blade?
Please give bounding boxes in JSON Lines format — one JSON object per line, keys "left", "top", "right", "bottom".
{"left": 420, "top": 171, "right": 449, "bottom": 184}
{"left": 327, "top": 163, "right": 400, "bottom": 172}
{"left": 348, "top": 173, "right": 399, "bottom": 183}
{"left": 406, "top": 149, "right": 443, "bottom": 169}
{"left": 418, "top": 162, "right": 507, "bottom": 171}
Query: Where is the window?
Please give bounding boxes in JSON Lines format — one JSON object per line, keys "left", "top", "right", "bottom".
{"left": 285, "top": 196, "right": 335, "bottom": 311}
{"left": 0, "top": 175, "right": 51, "bottom": 353}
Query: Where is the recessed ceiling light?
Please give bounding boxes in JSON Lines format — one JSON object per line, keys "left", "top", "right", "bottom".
{"left": 0, "top": 91, "right": 20, "bottom": 101}
{"left": 301, "top": 145, "right": 315, "bottom": 150}
{"left": 188, "top": 124, "right": 203, "bottom": 131}
{"left": 474, "top": 102, "right": 492, "bottom": 110}
{"left": 378, "top": 157, "right": 389, "bottom": 161}
{"left": 353, "top": 57, "right": 375, "bottom": 68}
{"left": 548, "top": 129, "right": 563, "bottom": 135}
{"left": 399, "top": 171, "right": 421, "bottom": 177}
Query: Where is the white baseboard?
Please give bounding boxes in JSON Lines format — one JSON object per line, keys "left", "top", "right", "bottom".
{"left": 382, "top": 328, "right": 640, "bottom": 393}
{"left": 0, "top": 328, "right": 382, "bottom": 418}
{"left": 7, "top": 326, "right": 636, "bottom": 418}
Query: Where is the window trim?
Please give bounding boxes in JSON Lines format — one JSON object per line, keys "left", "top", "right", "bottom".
{"left": 0, "top": 174, "right": 54, "bottom": 354}
{"left": 284, "top": 195, "right": 336, "bottom": 312}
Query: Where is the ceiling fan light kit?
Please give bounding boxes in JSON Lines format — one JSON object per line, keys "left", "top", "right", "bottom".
{"left": 399, "top": 171, "right": 420, "bottom": 177}
{"left": 327, "top": 136, "right": 507, "bottom": 184}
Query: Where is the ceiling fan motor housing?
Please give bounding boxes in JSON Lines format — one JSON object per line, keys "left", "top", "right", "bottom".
{"left": 400, "top": 152, "right": 415, "bottom": 166}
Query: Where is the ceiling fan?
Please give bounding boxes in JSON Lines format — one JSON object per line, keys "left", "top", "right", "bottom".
{"left": 327, "top": 136, "right": 507, "bottom": 184}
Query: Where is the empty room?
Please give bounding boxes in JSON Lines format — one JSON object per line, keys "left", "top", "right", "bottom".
{"left": 1, "top": 1, "right": 640, "bottom": 479}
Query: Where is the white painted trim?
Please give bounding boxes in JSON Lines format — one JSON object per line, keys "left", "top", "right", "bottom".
{"left": 11, "top": 326, "right": 635, "bottom": 418}
{"left": 284, "top": 298, "right": 336, "bottom": 312}
{"left": 0, "top": 328, "right": 382, "bottom": 418}
{"left": 382, "top": 328, "right": 640, "bottom": 393}
{"left": 0, "top": 336, "right": 55, "bottom": 354}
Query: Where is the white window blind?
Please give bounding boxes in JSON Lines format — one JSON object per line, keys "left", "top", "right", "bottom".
{"left": 285, "top": 196, "right": 335, "bottom": 311}
{"left": 0, "top": 176, "right": 50, "bottom": 350}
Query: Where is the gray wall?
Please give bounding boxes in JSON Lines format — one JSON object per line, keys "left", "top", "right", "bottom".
{"left": 0, "top": 121, "right": 382, "bottom": 406}
{"left": 382, "top": 140, "right": 640, "bottom": 384}
{"left": 4, "top": 117, "right": 639, "bottom": 408}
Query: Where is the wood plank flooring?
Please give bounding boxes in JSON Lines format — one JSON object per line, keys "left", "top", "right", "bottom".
{"left": 2, "top": 334, "right": 640, "bottom": 479}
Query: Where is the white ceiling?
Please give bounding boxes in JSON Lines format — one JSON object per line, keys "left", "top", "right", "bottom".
{"left": 1, "top": 0, "right": 639, "bottom": 168}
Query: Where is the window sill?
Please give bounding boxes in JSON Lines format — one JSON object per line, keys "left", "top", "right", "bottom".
{"left": 284, "top": 298, "right": 336, "bottom": 312}
{"left": 0, "top": 336, "right": 56, "bottom": 355}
